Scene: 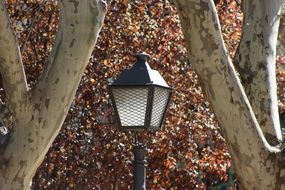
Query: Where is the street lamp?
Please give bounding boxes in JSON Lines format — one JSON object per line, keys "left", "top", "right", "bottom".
{"left": 108, "top": 53, "right": 173, "bottom": 190}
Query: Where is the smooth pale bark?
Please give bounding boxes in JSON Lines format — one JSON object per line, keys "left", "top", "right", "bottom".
{"left": 277, "top": 1, "right": 285, "bottom": 71}
{"left": 0, "top": 1, "right": 107, "bottom": 189}
{"left": 0, "top": 2, "right": 30, "bottom": 122}
{"left": 235, "top": 0, "right": 282, "bottom": 142}
{"left": 174, "top": 0, "right": 285, "bottom": 189}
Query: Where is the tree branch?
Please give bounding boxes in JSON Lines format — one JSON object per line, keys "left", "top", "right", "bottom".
{"left": 0, "top": 1, "right": 30, "bottom": 121}
{"left": 29, "top": 0, "right": 107, "bottom": 170}
{"left": 234, "top": 0, "right": 282, "bottom": 142}
{"left": 0, "top": 0, "right": 107, "bottom": 189}
{"left": 174, "top": 0, "right": 280, "bottom": 187}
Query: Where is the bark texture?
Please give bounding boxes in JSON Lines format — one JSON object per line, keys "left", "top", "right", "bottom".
{"left": 235, "top": 0, "right": 281, "bottom": 142}
{"left": 174, "top": 0, "right": 285, "bottom": 189}
{"left": 277, "top": 0, "right": 285, "bottom": 71}
{"left": 0, "top": 1, "right": 107, "bottom": 189}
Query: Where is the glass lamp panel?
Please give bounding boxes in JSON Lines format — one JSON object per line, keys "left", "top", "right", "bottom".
{"left": 150, "top": 86, "right": 171, "bottom": 128}
{"left": 112, "top": 87, "right": 149, "bottom": 127}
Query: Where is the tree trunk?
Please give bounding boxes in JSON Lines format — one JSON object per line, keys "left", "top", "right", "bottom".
{"left": 234, "top": 0, "right": 281, "bottom": 142}
{"left": 0, "top": 1, "right": 107, "bottom": 189}
{"left": 174, "top": 0, "right": 285, "bottom": 189}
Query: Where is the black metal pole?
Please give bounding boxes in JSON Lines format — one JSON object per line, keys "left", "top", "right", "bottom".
{"left": 133, "top": 143, "right": 147, "bottom": 190}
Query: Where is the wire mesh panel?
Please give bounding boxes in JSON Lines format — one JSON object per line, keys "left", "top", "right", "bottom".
{"left": 112, "top": 87, "right": 149, "bottom": 127}
{"left": 150, "top": 87, "right": 171, "bottom": 128}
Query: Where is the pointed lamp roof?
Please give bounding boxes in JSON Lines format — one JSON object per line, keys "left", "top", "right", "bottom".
{"left": 111, "top": 52, "right": 170, "bottom": 88}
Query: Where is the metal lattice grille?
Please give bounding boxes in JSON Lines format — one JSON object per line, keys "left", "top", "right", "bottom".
{"left": 112, "top": 87, "right": 149, "bottom": 126}
{"left": 151, "top": 87, "right": 170, "bottom": 128}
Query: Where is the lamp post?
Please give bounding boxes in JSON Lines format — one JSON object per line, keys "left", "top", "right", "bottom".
{"left": 108, "top": 53, "right": 173, "bottom": 190}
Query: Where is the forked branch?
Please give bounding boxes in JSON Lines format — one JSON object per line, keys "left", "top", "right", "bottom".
{"left": 174, "top": 0, "right": 282, "bottom": 187}
{"left": 0, "top": 1, "right": 107, "bottom": 189}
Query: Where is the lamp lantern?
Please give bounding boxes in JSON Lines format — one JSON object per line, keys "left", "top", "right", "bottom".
{"left": 108, "top": 52, "right": 173, "bottom": 132}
